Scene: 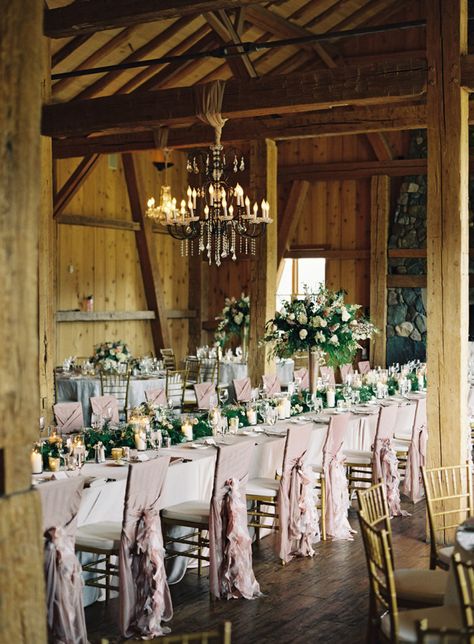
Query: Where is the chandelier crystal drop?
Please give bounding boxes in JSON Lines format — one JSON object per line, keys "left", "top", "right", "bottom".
{"left": 146, "top": 133, "right": 272, "bottom": 267}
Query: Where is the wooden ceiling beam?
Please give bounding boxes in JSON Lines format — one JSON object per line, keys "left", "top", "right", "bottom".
{"left": 281, "top": 158, "right": 428, "bottom": 181}
{"left": 42, "top": 57, "right": 427, "bottom": 137}
{"left": 44, "top": 0, "right": 271, "bottom": 38}
{"left": 72, "top": 16, "right": 194, "bottom": 101}
{"left": 51, "top": 103, "right": 428, "bottom": 158}
{"left": 366, "top": 132, "right": 393, "bottom": 161}
{"left": 52, "top": 35, "right": 92, "bottom": 69}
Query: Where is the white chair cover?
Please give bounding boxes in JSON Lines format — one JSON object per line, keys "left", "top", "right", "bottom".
{"left": 373, "top": 405, "right": 405, "bottom": 517}
{"left": 319, "top": 366, "right": 335, "bottom": 385}
{"left": 53, "top": 402, "right": 84, "bottom": 434}
{"left": 401, "top": 398, "right": 428, "bottom": 503}
{"left": 358, "top": 360, "right": 371, "bottom": 375}
{"left": 233, "top": 377, "right": 252, "bottom": 403}
{"left": 262, "top": 374, "right": 281, "bottom": 396}
{"left": 145, "top": 387, "right": 167, "bottom": 406}
{"left": 194, "top": 382, "right": 216, "bottom": 410}
{"left": 90, "top": 395, "right": 119, "bottom": 424}
{"left": 293, "top": 368, "right": 309, "bottom": 390}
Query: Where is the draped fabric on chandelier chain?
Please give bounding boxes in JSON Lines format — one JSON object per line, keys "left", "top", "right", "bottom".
{"left": 194, "top": 80, "right": 228, "bottom": 145}
{"left": 152, "top": 125, "right": 169, "bottom": 151}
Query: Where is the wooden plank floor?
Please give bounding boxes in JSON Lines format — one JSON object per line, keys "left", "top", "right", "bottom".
{"left": 85, "top": 500, "right": 428, "bottom": 643}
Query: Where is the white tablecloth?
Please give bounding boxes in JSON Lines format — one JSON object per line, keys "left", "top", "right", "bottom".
{"left": 56, "top": 374, "right": 166, "bottom": 424}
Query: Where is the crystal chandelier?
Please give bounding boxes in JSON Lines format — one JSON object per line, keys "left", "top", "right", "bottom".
{"left": 147, "top": 129, "right": 272, "bottom": 267}
{"left": 146, "top": 148, "right": 179, "bottom": 223}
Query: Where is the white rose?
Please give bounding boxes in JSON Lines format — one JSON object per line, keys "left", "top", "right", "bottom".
{"left": 316, "top": 331, "right": 325, "bottom": 342}
{"left": 234, "top": 313, "right": 243, "bottom": 325}
{"left": 289, "top": 313, "right": 295, "bottom": 320}
{"left": 329, "top": 334, "right": 339, "bottom": 345}
{"left": 341, "top": 307, "right": 351, "bottom": 322}
{"left": 299, "top": 329, "right": 308, "bottom": 340}
{"left": 297, "top": 313, "right": 308, "bottom": 324}
{"left": 319, "top": 318, "right": 328, "bottom": 328}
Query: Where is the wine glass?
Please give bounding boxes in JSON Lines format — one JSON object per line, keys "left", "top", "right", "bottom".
{"left": 218, "top": 387, "right": 229, "bottom": 407}
{"left": 305, "top": 391, "right": 315, "bottom": 414}
{"left": 265, "top": 407, "right": 277, "bottom": 426}
{"left": 91, "top": 412, "right": 102, "bottom": 429}
{"left": 343, "top": 384, "right": 353, "bottom": 409}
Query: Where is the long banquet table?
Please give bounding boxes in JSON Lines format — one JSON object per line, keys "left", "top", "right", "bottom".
{"left": 39, "top": 393, "right": 422, "bottom": 605}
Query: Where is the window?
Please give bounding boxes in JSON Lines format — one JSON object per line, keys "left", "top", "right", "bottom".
{"left": 276, "top": 258, "right": 326, "bottom": 309}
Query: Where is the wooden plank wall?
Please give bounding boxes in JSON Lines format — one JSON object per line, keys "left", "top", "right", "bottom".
{"left": 56, "top": 150, "right": 190, "bottom": 362}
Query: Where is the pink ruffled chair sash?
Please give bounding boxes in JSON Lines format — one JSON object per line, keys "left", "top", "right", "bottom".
{"left": 262, "top": 374, "right": 281, "bottom": 396}
{"left": 402, "top": 398, "right": 428, "bottom": 503}
{"left": 277, "top": 425, "right": 319, "bottom": 564}
{"left": 120, "top": 458, "right": 173, "bottom": 639}
{"left": 209, "top": 442, "right": 260, "bottom": 600}
{"left": 322, "top": 415, "right": 355, "bottom": 541}
{"left": 358, "top": 360, "right": 371, "bottom": 375}
{"left": 145, "top": 388, "right": 167, "bottom": 406}
{"left": 233, "top": 377, "right": 252, "bottom": 403}
{"left": 319, "top": 366, "right": 335, "bottom": 385}
{"left": 39, "top": 478, "right": 87, "bottom": 644}
{"left": 90, "top": 395, "right": 119, "bottom": 424}
{"left": 194, "top": 382, "right": 216, "bottom": 410}
{"left": 293, "top": 368, "right": 309, "bottom": 390}
{"left": 53, "top": 402, "right": 84, "bottom": 434}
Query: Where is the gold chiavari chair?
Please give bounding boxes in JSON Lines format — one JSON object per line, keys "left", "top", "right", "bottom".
{"left": 453, "top": 553, "right": 474, "bottom": 633}
{"left": 358, "top": 483, "right": 447, "bottom": 608}
{"left": 358, "top": 512, "right": 461, "bottom": 644}
{"left": 161, "top": 348, "right": 177, "bottom": 371}
{"left": 421, "top": 464, "right": 474, "bottom": 570}
{"left": 181, "top": 358, "right": 201, "bottom": 411}
{"left": 99, "top": 370, "right": 130, "bottom": 421}
{"left": 165, "top": 369, "right": 188, "bottom": 409}
{"left": 125, "top": 622, "right": 232, "bottom": 644}
{"left": 416, "top": 620, "right": 474, "bottom": 644}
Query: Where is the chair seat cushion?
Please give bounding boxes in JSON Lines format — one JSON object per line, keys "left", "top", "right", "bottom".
{"left": 439, "top": 545, "right": 454, "bottom": 566}
{"left": 310, "top": 461, "right": 323, "bottom": 474}
{"left": 343, "top": 449, "right": 372, "bottom": 465}
{"left": 76, "top": 521, "right": 122, "bottom": 552}
{"left": 394, "top": 433, "right": 412, "bottom": 442}
{"left": 246, "top": 478, "right": 279, "bottom": 498}
{"left": 393, "top": 439, "right": 410, "bottom": 453}
{"left": 380, "top": 604, "right": 462, "bottom": 642}
{"left": 394, "top": 568, "right": 448, "bottom": 606}
{"left": 161, "top": 500, "right": 210, "bottom": 525}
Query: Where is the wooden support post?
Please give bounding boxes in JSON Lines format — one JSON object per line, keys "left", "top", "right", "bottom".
{"left": 121, "top": 153, "right": 171, "bottom": 352}
{"left": 277, "top": 179, "right": 309, "bottom": 278}
{"left": 53, "top": 154, "right": 100, "bottom": 218}
{"left": 39, "top": 36, "right": 56, "bottom": 423}
{"left": 369, "top": 175, "right": 390, "bottom": 367}
{"left": 427, "top": 0, "right": 469, "bottom": 469}
{"left": 248, "top": 139, "right": 278, "bottom": 384}
{"left": 0, "top": 0, "right": 47, "bottom": 640}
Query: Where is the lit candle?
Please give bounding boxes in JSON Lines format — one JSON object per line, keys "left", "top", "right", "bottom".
{"left": 181, "top": 420, "right": 193, "bottom": 441}
{"left": 253, "top": 202, "right": 258, "bottom": 219}
{"left": 204, "top": 205, "right": 209, "bottom": 220}
{"left": 134, "top": 431, "right": 147, "bottom": 451}
{"left": 192, "top": 188, "right": 197, "bottom": 208}
{"left": 235, "top": 183, "right": 242, "bottom": 205}
{"left": 31, "top": 447, "right": 43, "bottom": 474}
{"left": 246, "top": 408, "right": 257, "bottom": 425}
{"left": 277, "top": 400, "right": 286, "bottom": 420}
{"left": 284, "top": 397, "right": 292, "bottom": 418}
{"left": 245, "top": 196, "right": 250, "bottom": 216}
{"left": 326, "top": 388, "right": 336, "bottom": 408}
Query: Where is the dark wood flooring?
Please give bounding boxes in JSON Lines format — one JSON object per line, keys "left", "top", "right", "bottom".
{"left": 85, "top": 500, "right": 429, "bottom": 644}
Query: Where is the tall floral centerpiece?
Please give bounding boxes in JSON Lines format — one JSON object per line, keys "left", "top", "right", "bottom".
{"left": 215, "top": 294, "right": 250, "bottom": 360}
{"left": 263, "top": 286, "right": 377, "bottom": 392}
{"left": 91, "top": 340, "right": 131, "bottom": 373}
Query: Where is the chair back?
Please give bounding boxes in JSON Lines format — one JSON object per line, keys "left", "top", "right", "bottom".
{"left": 358, "top": 511, "right": 399, "bottom": 643}
{"left": 319, "top": 366, "right": 335, "bottom": 385}
{"left": 416, "top": 619, "right": 474, "bottom": 644}
{"left": 395, "top": 402, "right": 417, "bottom": 438}
{"left": 120, "top": 457, "right": 172, "bottom": 639}
{"left": 199, "top": 357, "right": 219, "bottom": 384}
{"left": 165, "top": 369, "right": 187, "bottom": 408}
{"left": 357, "top": 483, "right": 393, "bottom": 565}
{"left": 281, "top": 424, "right": 314, "bottom": 473}
{"left": 233, "top": 377, "right": 252, "bottom": 403}
{"left": 100, "top": 371, "right": 130, "bottom": 420}
{"left": 184, "top": 357, "right": 201, "bottom": 384}
{"left": 90, "top": 394, "right": 120, "bottom": 424}
{"left": 39, "top": 478, "right": 87, "bottom": 644}
{"left": 145, "top": 387, "right": 167, "bottom": 406}
{"left": 413, "top": 396, "right": 427, "bottom": 436}
{"left": 292, "top": 352, "right": 308, "bottom": 370}
{"left": 422, "top": 464, "right": 474, "bottom": 568}
{"left": 374, "top": 404, "right": 399, "bottom": 442}
{"left": 262, "top": 373, "right": 281, "bottom": 396}
{"left": 454, "top": 553, "right": 474, "bottom": 630}
{"left": 160, "top": 348, "right": 176, "bottom": 371}
{"left": 358, "top": 360, "right": 371, "bottom": 375}
{"left": 53, "top": 401, "right": 84, "bottom": 434}
{"left": 194, "top": 382, "right": 216, "bottom": 410}
{"left": 322, "top": 414, "right": 350, "bottom": 463}
{"left": 340, "top": 364, "right": 354, "bottom": 382}
{"left": 293, "top": 368, "right": 309, "bottom": 390}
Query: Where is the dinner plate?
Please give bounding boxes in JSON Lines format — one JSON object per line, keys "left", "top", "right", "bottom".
{"left": 188, "top": 443, "right": 209, "bottom": 449}
{"left": 107, "top": 460, "right": 127, "bottom": 466}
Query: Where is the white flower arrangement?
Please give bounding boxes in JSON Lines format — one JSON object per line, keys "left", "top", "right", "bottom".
{"left": 91, "top": 340, "right": 132, "bottom": 372}
{"left": 215, "top": 293, "right": 250, "bottom": 347}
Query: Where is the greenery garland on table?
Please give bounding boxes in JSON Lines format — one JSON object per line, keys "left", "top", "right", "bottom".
{"left": 263, "top": 285, "right": 377, "bottom": 367}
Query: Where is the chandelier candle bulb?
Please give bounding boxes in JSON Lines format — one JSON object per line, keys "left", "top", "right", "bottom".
{"left": 245, "top": 196, "right": 250, "bottom": 216}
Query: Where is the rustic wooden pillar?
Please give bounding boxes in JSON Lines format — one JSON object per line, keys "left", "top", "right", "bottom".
{"left": 370, "top": 175, "right": 390, "bottom": 367}
{"left": 0, "top": 1, "right": 47, "bottom": 641}
{"left": 248, "top": 139, "right": 278, "bottom": 384}
{"left": 427, "top": 0, "right": 469, "bottom": 468}
{"left": 39, "top": 36, "right": 56, "bottom": 422}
